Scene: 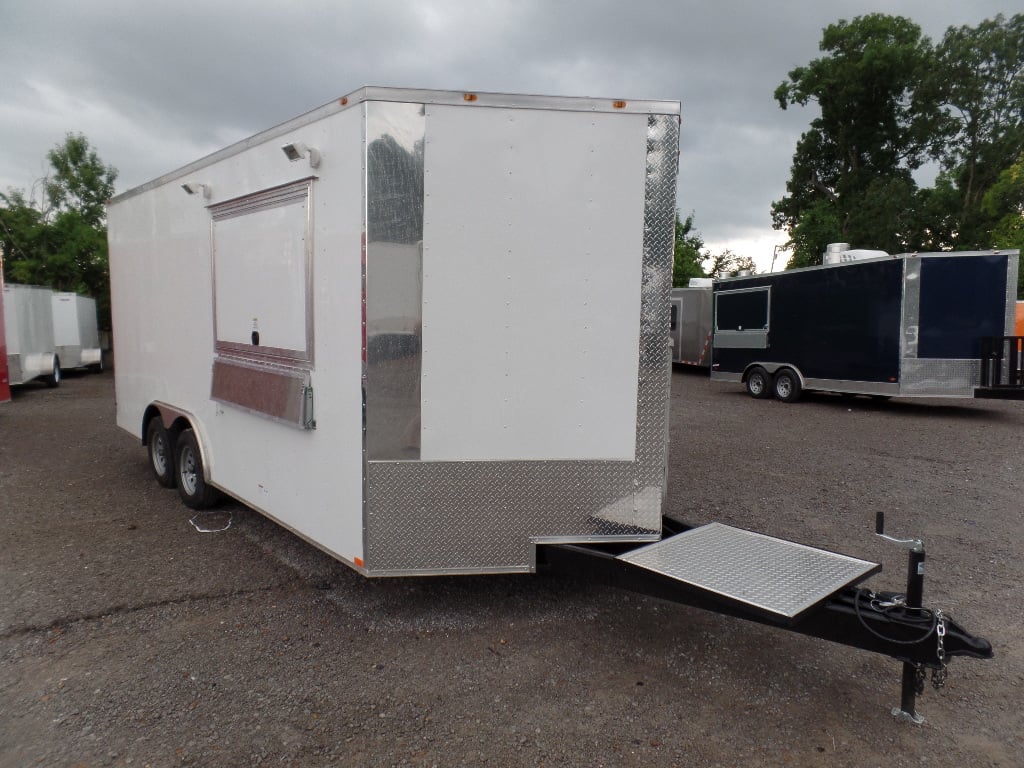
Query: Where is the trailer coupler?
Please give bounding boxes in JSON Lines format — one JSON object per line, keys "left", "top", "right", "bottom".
{"left": 537, "top": 516, "right": 992, "bottom": 722}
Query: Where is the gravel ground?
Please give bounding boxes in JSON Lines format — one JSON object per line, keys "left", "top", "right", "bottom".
{"left": 1, "top": 368, "right": 1022, "bottom": 767}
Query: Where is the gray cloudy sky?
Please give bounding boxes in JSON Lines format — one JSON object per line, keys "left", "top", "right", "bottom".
{"left": 0, "top": 1, "right": 1013, "bottom": 270}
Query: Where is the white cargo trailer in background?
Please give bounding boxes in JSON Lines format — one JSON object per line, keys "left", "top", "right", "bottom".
{"left": 670, "top": 278, "right": 714, "bottom": 366}
{"left": 0, "top": 268, "right": 10, "bottom": 403}
{"left": 3, "top": 283, "right": 60, "bottom": 388}
{"left": 51, "top": 292, "right": 102, "bottom": 372}
{"left": 108, "top": 87, "right": 682, "bottom": 575}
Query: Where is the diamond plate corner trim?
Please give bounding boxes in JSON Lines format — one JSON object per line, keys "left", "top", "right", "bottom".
{"left": 901, "top": 257, "right": 920, "bottom": 362}
{"left": 619, "top": 523, "right": 880, "bottom": 620}
{"left": 365, "top": 108, "right": 680, "bottom": 574}
{"left": 633, "top": 113, "right": 679, "bottom": 531}
{"left": 1004, "top": 252, "right": 1019, "bottom": 334}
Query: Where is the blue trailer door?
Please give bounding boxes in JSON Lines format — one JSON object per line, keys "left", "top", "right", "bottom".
{"left": 918, "top": 255, "right": 1008, "bottom": 359}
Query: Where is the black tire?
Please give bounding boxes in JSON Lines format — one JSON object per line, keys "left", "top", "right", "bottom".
{"left": 44, "top": 356, "right": 61, "bottom": 388}
{"left": 89, "top": 355, "right": 104, "bottom": 374}
{"left": 772, "top": 368, "right": 802, "bottom": 403}
{"left": 147, "top": 416, "right": 177, "bottom": 488}
{"left": 745, "top": 366, "right": 772, "bottom": 399}
{"left": 175, "top": 428, "right": 220, "bottom": 510}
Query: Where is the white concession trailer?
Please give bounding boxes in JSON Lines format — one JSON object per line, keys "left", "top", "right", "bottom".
{"left": 108, "top": 88, "right": 681, "bottom": 575}
{"left": 3, "top": 283, "right": 61, "bottom": 387}
{"left": 51, "top": 292, "right": 102, "bottom": 372}
{"left": 108, "top": 89, "right": 991, "bottom": 719}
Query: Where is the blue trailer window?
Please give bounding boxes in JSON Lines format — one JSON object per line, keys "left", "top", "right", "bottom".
{"left": 716, "top": 288, "right": 769, "bottom": 332}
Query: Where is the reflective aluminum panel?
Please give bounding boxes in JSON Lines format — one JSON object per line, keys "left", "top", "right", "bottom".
{"left": 364, "top": 102, "right": 425, "bottom": 460}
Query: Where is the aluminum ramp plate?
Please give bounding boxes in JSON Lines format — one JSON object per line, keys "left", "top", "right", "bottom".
{"left": 618, "top": 523, "right": 880, "bottom": 622}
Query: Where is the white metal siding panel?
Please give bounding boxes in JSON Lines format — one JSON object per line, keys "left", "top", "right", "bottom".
{"left": 418, "top": 105, "right": 648, "bottom": 462}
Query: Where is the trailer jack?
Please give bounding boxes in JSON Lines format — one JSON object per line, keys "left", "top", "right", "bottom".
{"left": 873, "top": 511, "right": 958, "bottom": 724}
{"left": 537, "top": 516, "right": 992, "bottom": 722}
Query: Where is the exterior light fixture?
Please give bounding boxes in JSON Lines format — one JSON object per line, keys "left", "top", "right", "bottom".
{"left": 281, "top": 141, "right": 321, "bottom": 169}
{"left": 181, "top": 182, "right": 211, "bottom": 199}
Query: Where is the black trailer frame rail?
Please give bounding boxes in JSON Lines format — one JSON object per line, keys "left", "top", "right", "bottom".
{"left": 537, "top": 517, "right": 992, "bottom": 721}
{"left": 977, "top": 335, "right": 1024, "bottom": 398}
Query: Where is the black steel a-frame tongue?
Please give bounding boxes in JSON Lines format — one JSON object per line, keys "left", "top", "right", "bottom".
{"left": 536, "top": 517, "right": 992, "bottom": 721}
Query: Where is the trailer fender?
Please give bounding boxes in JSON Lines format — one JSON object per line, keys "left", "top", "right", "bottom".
{"left": 141, "top": 402, "right": 214, "bottom": 483}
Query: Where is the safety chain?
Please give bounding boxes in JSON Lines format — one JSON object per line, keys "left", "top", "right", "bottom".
{"left": 932, "top": 610, "right": 948, "bottom": 690}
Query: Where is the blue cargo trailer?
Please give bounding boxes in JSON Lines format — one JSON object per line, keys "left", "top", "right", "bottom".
{"left": 710, "top": 248, "right": 1023, "bottom": 402}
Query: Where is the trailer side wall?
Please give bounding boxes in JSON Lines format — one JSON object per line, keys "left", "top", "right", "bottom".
{"left": 713, "top": 259, "right": 903, "bottom": 383}
{"left": 109, "top": 107, "right": 366, "bottom": 567}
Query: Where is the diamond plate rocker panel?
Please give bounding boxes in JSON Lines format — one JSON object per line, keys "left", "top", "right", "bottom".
{"left": 619, "top": 523, "right": 880, "bottom": 620}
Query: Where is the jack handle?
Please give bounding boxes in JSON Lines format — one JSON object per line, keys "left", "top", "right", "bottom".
{"left": 875, "top": 511, "right": 923, "bottom": 553}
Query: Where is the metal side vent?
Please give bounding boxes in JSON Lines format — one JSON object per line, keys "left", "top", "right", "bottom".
{"left": 618, "top": 522, "right": 880, "bottom": 621}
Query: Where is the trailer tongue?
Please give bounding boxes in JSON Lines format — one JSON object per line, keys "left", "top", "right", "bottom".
{"left": 539, "top": 515, "right": 991, "bottom": 724}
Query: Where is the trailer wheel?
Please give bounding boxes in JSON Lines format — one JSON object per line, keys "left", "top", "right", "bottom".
{"left": 147, "top": 416, "right": 177, "bottom": 488}
{"left": 745, "top": 366, "right": 772, "bottom": 399}
{"left": 44, "top": 356, "right": 61, "bottom": 388}
{"left": 772, "top": 368, "right": 802, "bottom": 403}
{"left": 175, "top": 429, "right": 220, "bottom": 510}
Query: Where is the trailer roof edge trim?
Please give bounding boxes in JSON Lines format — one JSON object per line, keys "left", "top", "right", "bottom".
{"left": 108, "top": 86, "right": 681, "bottom": 206}
{"left": 716, "top": 248, "right": 1021, "bottom": 283}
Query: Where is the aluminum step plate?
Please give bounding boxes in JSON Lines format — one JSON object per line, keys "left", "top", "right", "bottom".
{"left": 618, "top": 523, "right": 880, "bottom": 621}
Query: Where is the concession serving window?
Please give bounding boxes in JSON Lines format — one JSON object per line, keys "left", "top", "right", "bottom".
{"left": 714, "top": 286, "right": 770, "bottom": 349}
{"left": 208, "top": 178, "right": 316, "bottom": 429}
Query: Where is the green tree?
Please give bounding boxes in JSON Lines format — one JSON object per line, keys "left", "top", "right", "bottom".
{"left": 0, "top": 133, "right": 117, "bottom": 327}
{"left": 46, "top": 134, "right": 117, "bottom": 228}
{"left": 930, "top": 13, "right": 1024, "bottom": 248}
{"left": 706, "top": 250, "right": 757, "bottom": 278}
{"left": 983, "top": 154, "right": 1024, "bottom": 296}
{"left": 673, "top": 212, "right": 707, "bottom": 286}
{"left": 772, "top": 14, "right": 941, "bottom": 266}
{"left": 0, "top": 189, "right": 47, "bottom": 277}
{"left": 774, "top": 13, "right": 1024, "bottom": 269}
